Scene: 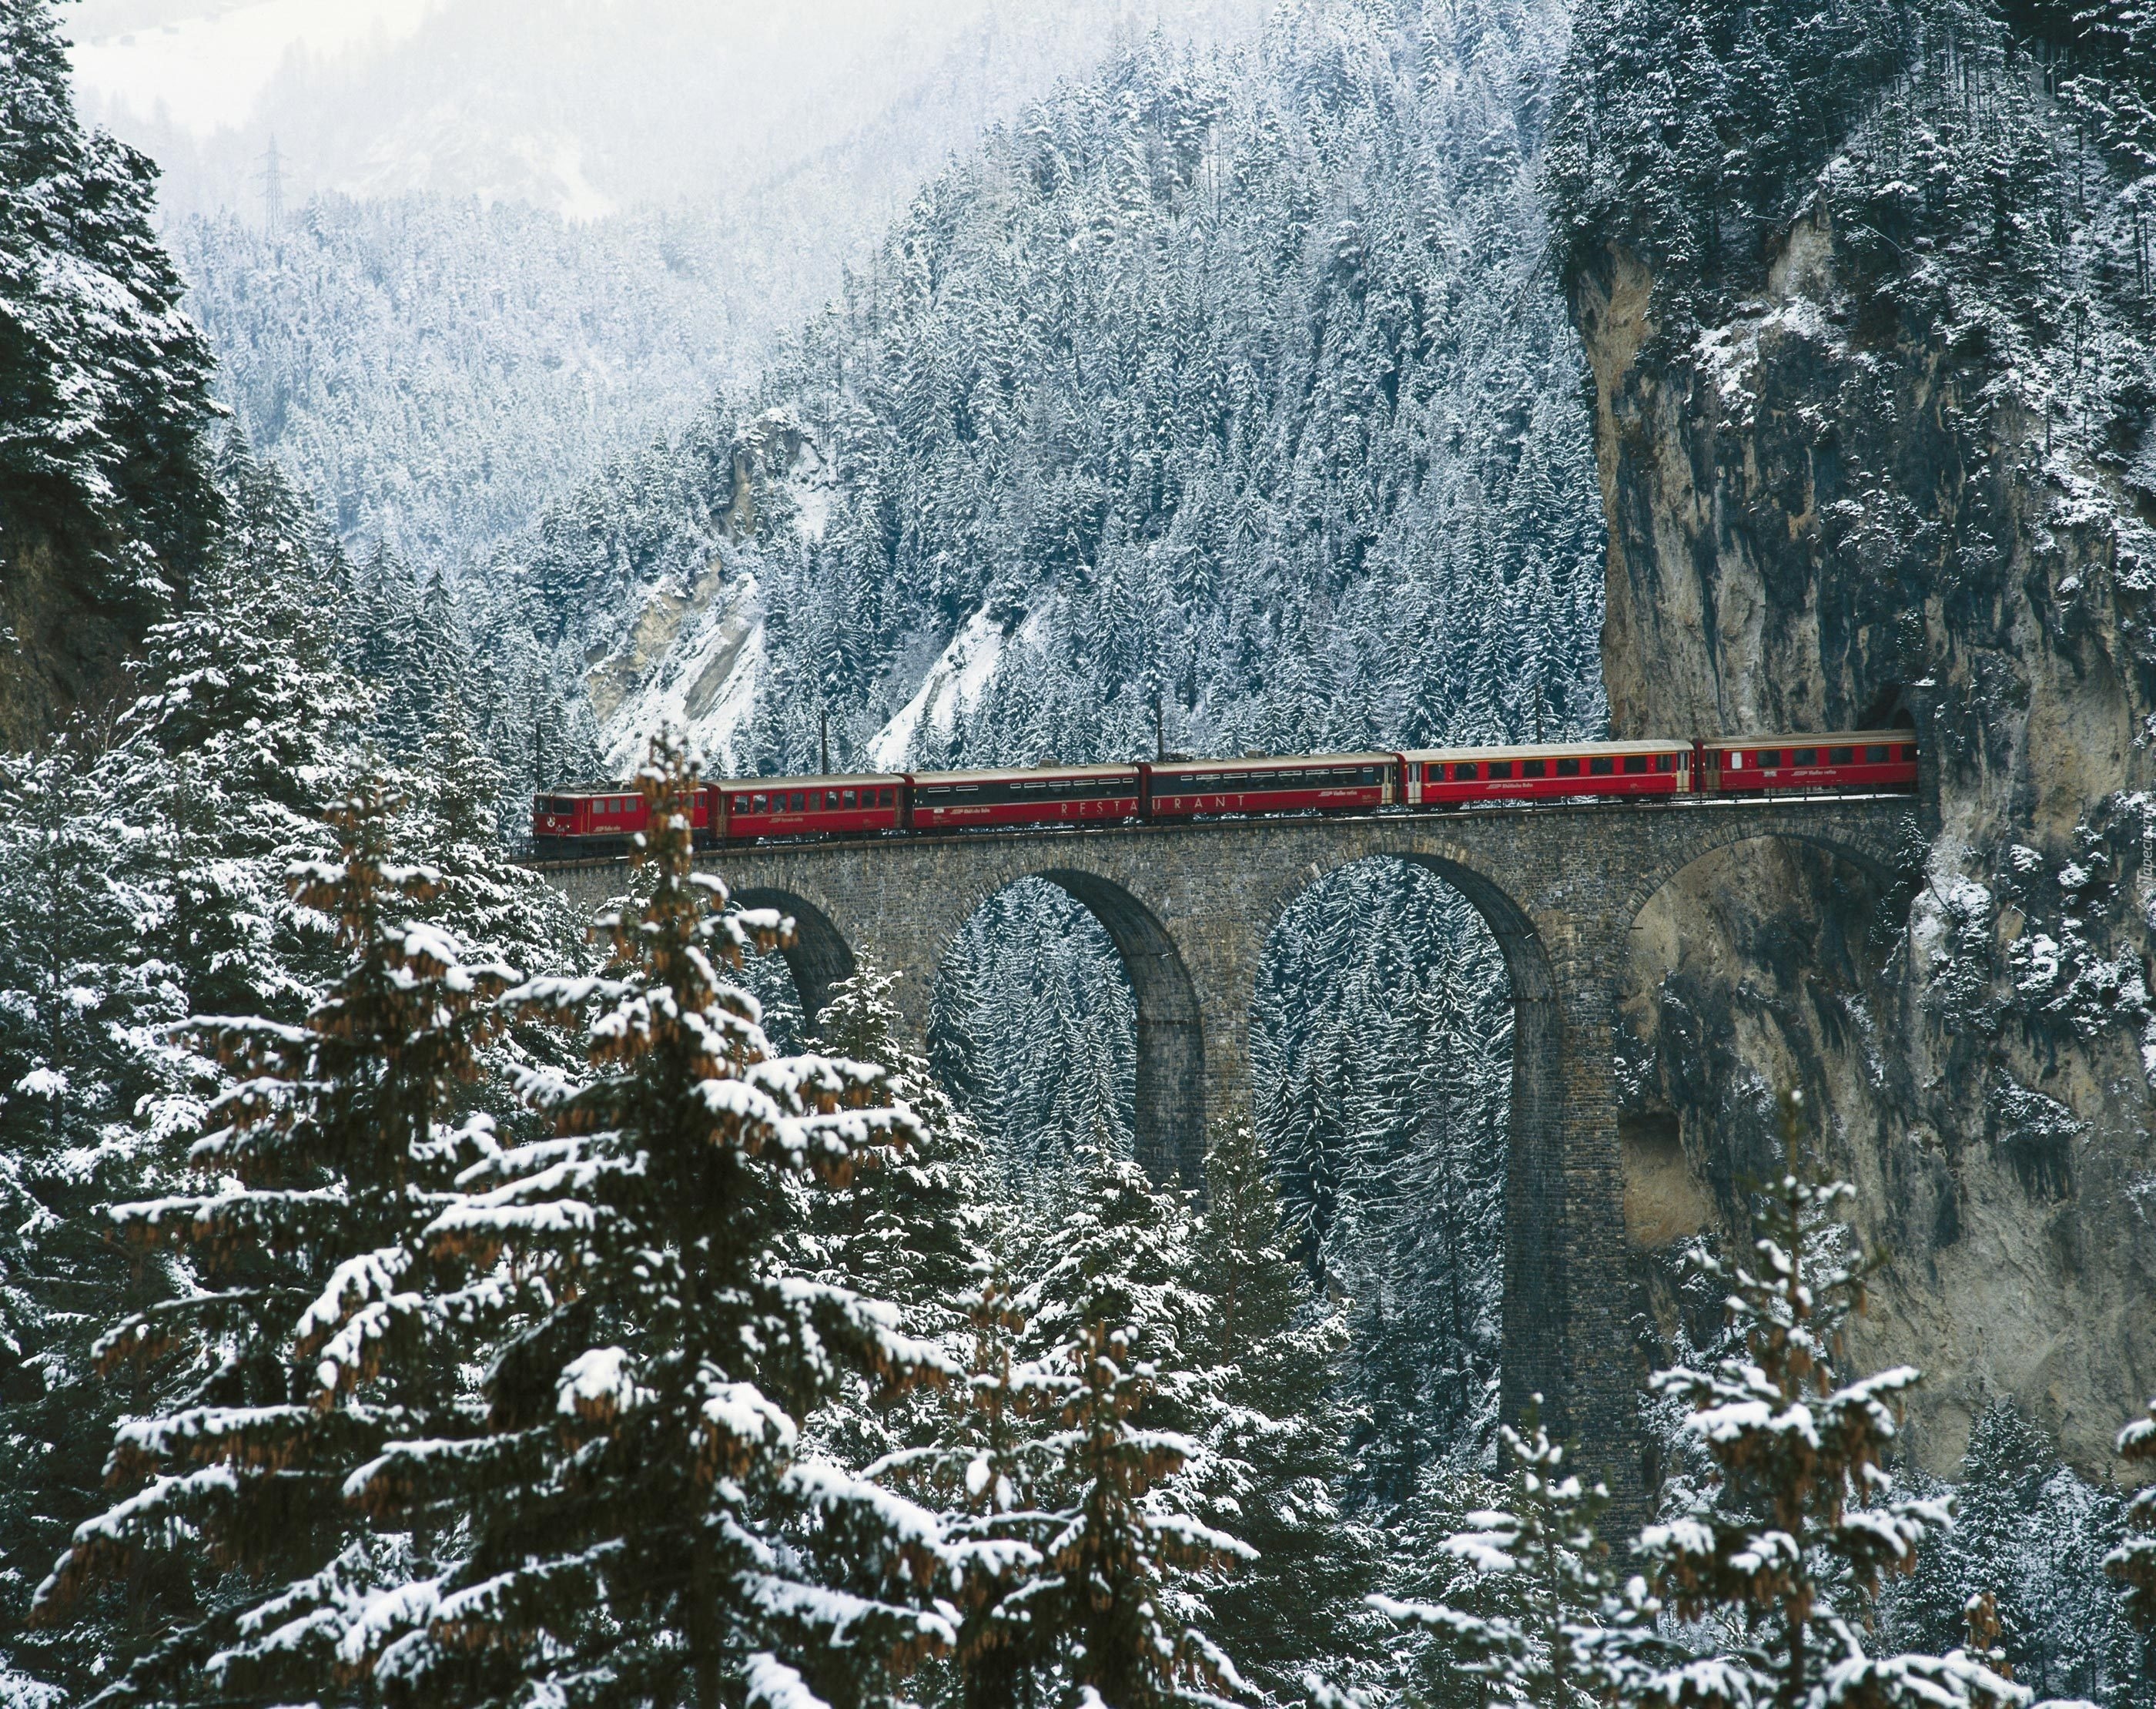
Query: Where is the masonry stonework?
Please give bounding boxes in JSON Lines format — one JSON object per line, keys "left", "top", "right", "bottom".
{"left": 538, "top": 796, "right": 1920, "bottom": 1510}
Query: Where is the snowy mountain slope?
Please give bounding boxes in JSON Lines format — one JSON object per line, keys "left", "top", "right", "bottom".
{"left": 140, "top": 1, "right": 1283, "bottom": 581}
{"left": 867, "top": 607, "right": 1033, "bottom": 771}
{"left": 549, "top": 0, "right": 1605, "bottom": 778}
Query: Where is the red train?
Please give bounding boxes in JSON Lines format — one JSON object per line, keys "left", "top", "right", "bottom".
{"left": 528, "top": 731, "right": 1917, "bottom": 853}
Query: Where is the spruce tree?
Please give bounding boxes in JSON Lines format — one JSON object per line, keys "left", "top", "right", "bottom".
{"left": 1632, "top": 1091, "right": 2022, "bottom": 1709}
{"left": 802, "top": 962, "right": 987, "bottom": 1469}
{"left": 128, "top": 435, "right": 366, "bottom": 1024}
{"left": 1181, "top": 1121, "right": 1387, "bottom": 1704}
{"left": 807, "top": 961, "right": 986, "bottom": 1325}
{"left": 0, "top": 737, "right": 191, "bottom": 1695}
{"left": 1372, "top": 1400, "right": 1662, "bottom": 1708}
{"left": 1014, "top": 1146, "right": 1252, "bottom": 1709}
{"left": 0, "top": 0, "right": 218, "bottom": 582}
{"left": 33, "top": 784, "right": 514, "bottom": 1705}
{"left": 1029, "top": 1318, "right": 1249, "bottom": 1709}
{"left": 876, "top": 1255, "right": 1063, "bottom": 1709}
{"left": 2107, "top": 1393, "right": 2156, "bottom": 1632}
{"left": 346, "top": 736, "right": 952, "bottom": 1709}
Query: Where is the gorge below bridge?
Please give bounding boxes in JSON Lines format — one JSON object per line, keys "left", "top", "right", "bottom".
{"left": 539, "top": 793, "right": 1927, "bottom": 1504}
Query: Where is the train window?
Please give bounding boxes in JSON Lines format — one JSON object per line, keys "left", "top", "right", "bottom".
{"left": 787, "top": 792, "right": 803, "bottom": 810}
{"left": 1522, "top": 760, "right": 1547, "bottom": 778}
{"left": 1360, "top": 766, "right": 1378, "bottom": 783}
{"left": 1621, "top": 756, "right": 1646, "bottom": 774}
{"left": 1900, "top": 744, "right": 1917, "bottom": 761}
{"left": 1488, "top": 761, "right": 1512, "bottom": 779}
{"left": 1453, "top": 762, "right": 1478, "bottom": 781}
{"left": 880, "top": 789, "right": 895, "bottom": 806}
{"left": 1589, "top": 756, "right": 1615, "bottom": 775}
{"left": 1555, "top": 757, "right": 1581, "bottom": 776}
{"left": 1793, "top": 749, "right": 1817, "bottom": 766}
{"left": 1830, "top": 746, "right": 1854, "bottom": 765}
{"left": 1866, "top": 745, "right": 1890, "bottom": 763}
{"left": 842, "top": 789, "right": 857, "bottom": 808}
{"left": 1656, "top": 755, "right": 1673, "bottom": 771}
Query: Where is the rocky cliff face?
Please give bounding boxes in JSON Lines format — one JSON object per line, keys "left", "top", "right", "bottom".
{"left": 1576, "top": 208, "right": 2156, "bottom": 1477}
{"left": 0, "top": 526, "right": 157, "bottom": 750}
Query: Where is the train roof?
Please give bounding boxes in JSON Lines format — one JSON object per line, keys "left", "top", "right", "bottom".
{"left": 909, "top": 763, "right": 1140, "bottom": 786}
{"left": 715, "top": 772, "right": 905, "bottom": 790}
{"left": 1400, "top": 739, "right": 1691, "bottom": 762}
{"left": 1148, "top": 751, "right": 1397, "bottom": 772}
{"left": 1698, "top": 729, "right": 1913, "bottom": 749}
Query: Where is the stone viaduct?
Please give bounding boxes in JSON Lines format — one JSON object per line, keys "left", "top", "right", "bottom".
{"left": 539, "top": 794, "right": 1923, "bottom": 1502}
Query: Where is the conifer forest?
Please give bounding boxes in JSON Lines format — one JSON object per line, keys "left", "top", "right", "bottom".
{"left": 4, "top": 0, "right": 2156, "bottom": 1703}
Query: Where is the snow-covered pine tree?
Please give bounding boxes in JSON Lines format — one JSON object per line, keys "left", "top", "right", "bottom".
{"left": 1013, "top": 1145, "right": 1250, "bottom": 1708}
{"left": 2107, "top": 1393, "right": 2156, "bottom": 1631}
{"left": 875, "top": 1257, "right": 1063, "bottom": 1709}
{"left": 0, "top": 0, "right": 218, "bottom": 588}
{"left": 1029, "top": 1317, "right": 1250, "bottom": 1709}
{"left": 1633, "top": 1091, "right": 2024, "bottom": 1709}
{"left": 1371, "top": 1454, "right": 1505, "bottom": 1709}
{"left": 32, "top": 783, "right": 514, "bottom": 1705}
{"left": 1884, "top": 1401, "right": 2143, "bottom": 1697}
{"left": 1371, "top": 1399, "right": 1663, "bottom": 1708}
{"left": 0, "top": 737, "right": 190, "bottom": 1695}
{"left": 1180, "top": 1121, "right": 1387, "bottom": 1704}
{"left": 800, "top": 961, "right": 987, "bottom": 1470}
{"left": 129, "top": 434, "right": 366, "bottom": 1025}
{"left": 400, "top": 679, "right": 584, "bottom": 997}
{"left": 349, "top": 736, "right": 953, "bottom": 1709}
{"left": 807, "top": 961, "right": 985, "bottom": 1326}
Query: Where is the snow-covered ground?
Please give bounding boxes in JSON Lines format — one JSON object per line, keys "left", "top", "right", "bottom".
{"left": 866, "top": 608, "right": 1009, "bottom": 770}
{"left": 598, "top": 575, "right": 765, "bottom": 777}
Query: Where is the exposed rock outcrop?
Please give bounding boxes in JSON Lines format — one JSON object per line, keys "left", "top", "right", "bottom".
{"left": 0, "top": 525, "right": 156, "bottom": 749}
{"left": 1578, "top": 207, "right": 2156, "bottom": 1476}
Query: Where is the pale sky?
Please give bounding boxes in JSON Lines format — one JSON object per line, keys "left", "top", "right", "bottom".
{"left": 65, "top": 0, "right": 1270, "bottom": 220}
{"left": 71, "top": 0, "right": 444, "bottom": 135}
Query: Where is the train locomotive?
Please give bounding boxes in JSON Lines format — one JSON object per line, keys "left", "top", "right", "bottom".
{"left": 529, "top": 731, "right": 1917, "bottom": 856}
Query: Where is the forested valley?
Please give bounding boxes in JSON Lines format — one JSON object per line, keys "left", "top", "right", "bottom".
{"left": 2, "top": 0, "right": 2155, "bottom": 1702}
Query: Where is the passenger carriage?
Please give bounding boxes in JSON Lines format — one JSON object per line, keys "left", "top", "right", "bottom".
{"left": 1699, "top": 732, "right": 1917, "bottom": 795}
{"left": 1143, "top": 753, "right": 1394, "bottom": 817}
{"left": 906, "top": 765, "right": 1142, "bottom": 829}
{"left": 1403, "top": 740, "right": 1692, "bottom": 805}
{"left": 717, "top": 773, "right": 904, "bottom": 839}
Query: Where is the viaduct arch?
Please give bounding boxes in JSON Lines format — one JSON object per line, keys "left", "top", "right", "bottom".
{"left": 539, "top": 796, "right": 1921, "bottom": 1506}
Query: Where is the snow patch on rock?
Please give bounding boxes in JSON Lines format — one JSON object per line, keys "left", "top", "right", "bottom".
{"left": 868, "top": 607, "right": 1009, "bottom": 770}
{"left": 599, "top": 574, "right": 765, "bottom": 776}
